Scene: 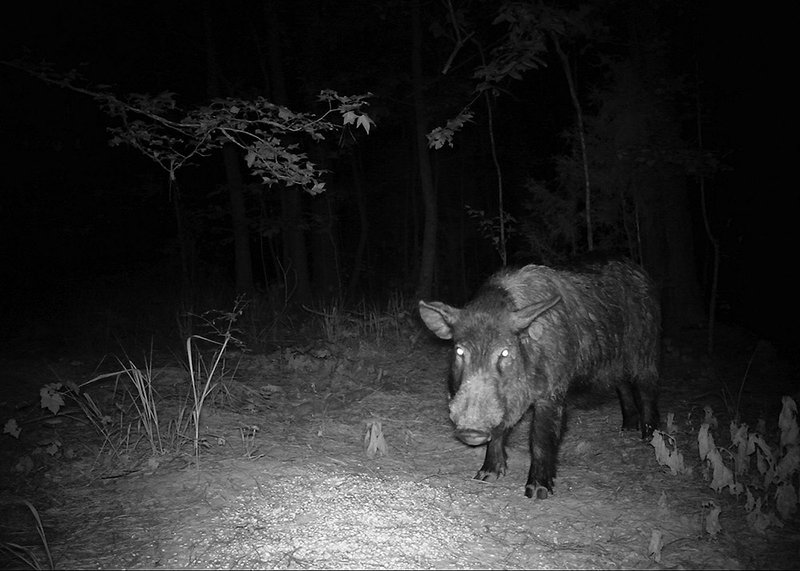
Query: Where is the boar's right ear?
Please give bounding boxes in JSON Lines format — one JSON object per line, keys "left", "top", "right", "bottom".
{"left": 418, "top": 300, "right": 460, "bottom": 340}
{"left": 511, "top": 295, "right": 562, "bottom": 332}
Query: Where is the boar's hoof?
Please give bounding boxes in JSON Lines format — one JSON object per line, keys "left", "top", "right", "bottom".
{"left": 455, "top": 428, "right": 491, "bottom": 446}
{"left": 525, "top": 484, "right": 551, "bottom": 500}
{"left": 474, "top": 467, "right": 505, "bottom": 482}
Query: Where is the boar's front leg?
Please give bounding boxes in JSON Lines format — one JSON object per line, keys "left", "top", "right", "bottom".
{"left": 475, "top": 426, "right": 509, "bottom": 481}
{"left": 616, "top": 379, "right": 642, "bottom": 432}
{"left": 526, "top": 399, "right": 565, "bottom": 499}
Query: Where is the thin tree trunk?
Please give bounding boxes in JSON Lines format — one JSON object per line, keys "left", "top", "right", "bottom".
{"left": 170, "top": 183, "right": 194, "bottom": 296}
{"left": 552, "top": 33, "right": 593, "bottom": 252}
{"left": 280, "top": 189, "right": 312, "bottom": 303}
{"left": 348, "top": 149, "right": 369, "bottom": 294}
{"left": 263, "top": 1, "right": 312, "bottom": 304}
{"left": 405, "top": 147, "right": 419, "bottom": 290}
{"left": 310, "top": 185, "right": 340, "bottom": 298}
{"left": 412, "top": 0, "right": 437, "bottom": 301}
{"left": 696, "top": 64, "right": 719, "bottom": 354}
{"left": 458, "top": 147, "right": 468, "bottom": 300}
{"left": 700, "top": 174, "right": 719, "bottom": 354}
{"left": 625, "top": 2, "right": 704, "bottom": 334}
{"left": 202, "top": 0, "right": 253, "bottom": 295}
{"left": 482, "top": 91, "right": 507, "bottom": 265}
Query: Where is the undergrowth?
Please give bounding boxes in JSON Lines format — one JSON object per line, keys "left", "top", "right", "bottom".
{"left": 2, "top": 292, "right": 796, "bottom": 568}
{"left": 649, "top": 383, "right": 799, "bottom": 561}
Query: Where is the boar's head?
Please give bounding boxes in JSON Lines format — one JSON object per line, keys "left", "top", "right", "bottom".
{"left": 419, "top": 293, "right": 561, "bottom": 446}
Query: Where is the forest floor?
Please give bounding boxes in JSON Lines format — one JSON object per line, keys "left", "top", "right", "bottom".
{"left": 0, "top": 320, "right": 798, "bottom": 570}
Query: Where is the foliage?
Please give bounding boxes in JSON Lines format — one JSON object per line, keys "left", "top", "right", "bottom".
{"left": 428, "top": 2, "right": 585, "bottom": 267}
{"left": 653, "top": 397, "right": 800, "bottom": 536}
{"left": 117, "top": 349, "right": 162, "bottom": 456}
{"left": 3, "top": 298, "right": 247, "bottom": 466}
{"left": 518, "top": 178, "right": 578, "bottom": 264}
{"left": 184, "top": 297, "right": 247, "bottom": 460}
{"left": 364, "top": 419, "right": 388, "bottom": 459}
{"left": 430, "top": 1, "right": 562, "bottom": 146}
{"left": 473, "top": 1, "right": 562, "bottom": 91}
{"left": 0, "top": 499, "right": 53, "bottom": 570}
{"left": 650, "top": 430, "right": 689, "bottom": 477}
{"left": 426, "top": 110, "right": 474, "bottom": 150}
{"left": 302, "top": 293, "right": 415, "bottom": 348}
{"left": 464, "top": 204, "right": 518, "bottom": 261}
{"left": 3, "top": 60, "right": 374, "bottom": 194}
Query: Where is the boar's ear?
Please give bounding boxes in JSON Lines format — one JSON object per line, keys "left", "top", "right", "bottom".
{"left": 418, "top": 300, "right": 460, "bottom": 340}
{"left": 511, "top": 295, "right": 562, "bottom": 332}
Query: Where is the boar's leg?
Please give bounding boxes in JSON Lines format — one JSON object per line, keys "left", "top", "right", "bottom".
{"left": 636, "top": 379, "right": 659, "bottom": 439}
{"left": 525, "top": 399, "right": 565, "bottom": 499}
{"left": 615, "top": 380, "right": 642, "bottom": 432}
{"left": 617, "top": 378, "right": 659, "bottom": 439}
{"left": 474, "top": 426, "right": 509, "bottom": 481}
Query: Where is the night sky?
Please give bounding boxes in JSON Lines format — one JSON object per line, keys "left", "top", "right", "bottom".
{"left": 0, "top": 1, "right": 796, "bottom": 355}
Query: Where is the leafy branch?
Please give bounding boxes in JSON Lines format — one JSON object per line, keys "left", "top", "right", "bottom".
{"left": 2, "top": 59, "right": 374, "bottom": 193}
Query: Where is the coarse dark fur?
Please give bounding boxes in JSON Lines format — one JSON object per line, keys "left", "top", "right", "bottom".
{"left": 419, "top": 258, "right": 661, "bottom": 499}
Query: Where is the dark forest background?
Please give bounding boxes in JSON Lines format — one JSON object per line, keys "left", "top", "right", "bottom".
{"left": 0, "top": 0, "right": 795, "bottom": 359}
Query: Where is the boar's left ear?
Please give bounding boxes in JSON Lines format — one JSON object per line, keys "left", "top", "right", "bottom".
{"left": 511, "top": 295, "right": 562, "bottom": 332}
{"left": 418, "top": 300, "right": 460, "bottom": 340}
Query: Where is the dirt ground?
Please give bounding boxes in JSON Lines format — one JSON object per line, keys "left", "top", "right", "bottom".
{"left": 1, "top": 324, "right": 798, "bottom": 569}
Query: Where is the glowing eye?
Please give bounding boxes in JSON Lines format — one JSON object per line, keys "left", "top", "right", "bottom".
{"left": 455, "top": 346, "right": 465, "bottom": 357}
{"left": 500, "top": 349, "right": 509, "bottom": 358}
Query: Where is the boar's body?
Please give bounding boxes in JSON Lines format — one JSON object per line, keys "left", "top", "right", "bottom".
{"left": 419, "top": 259, "right": 660, "bottom": 499}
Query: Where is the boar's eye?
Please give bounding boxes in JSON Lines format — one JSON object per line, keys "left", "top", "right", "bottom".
{"left": 495, "top": 348, "right": 510, "bottom": 372}
{"left": 455, "top": 346, "right": 465, "bottom": 358}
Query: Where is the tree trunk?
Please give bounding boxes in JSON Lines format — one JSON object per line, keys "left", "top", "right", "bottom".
{"left": 222, "top": 146, "right": 254, "bottom": 295}
{"left": 279, "top": 188, "right": 312, "bottom": 304}
{"left": 551, "top": 33, "right": 593, "bottom": 252}
{"left": 411, "top": 0, "right": 438, "bottom": 301}
{"left": 457, "top": 147, "right": 468, "bottom": 300}
{"left": 309, "top": 148, "right": 340, "bottom": 300}
{"left": 624, "top": 1, "right": 704, "bottom": 334}
{"left": 171, "top": 184, "right": 195, "bottom": 296}
{"left": 348, "top": 148, "right": 369, "bottom": 295}
{"left": 202, "top": 0, "right": 253, "bottom": 295}
{"left": 263, "top": 0, "right": 312, "bottom": 304}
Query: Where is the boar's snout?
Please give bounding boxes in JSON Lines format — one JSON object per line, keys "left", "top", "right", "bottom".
{"left": 448, "top": 376, "right": 504, "bottom": 443}
{"left": 455, "top": 428, "right": 491, "bottom": 445}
